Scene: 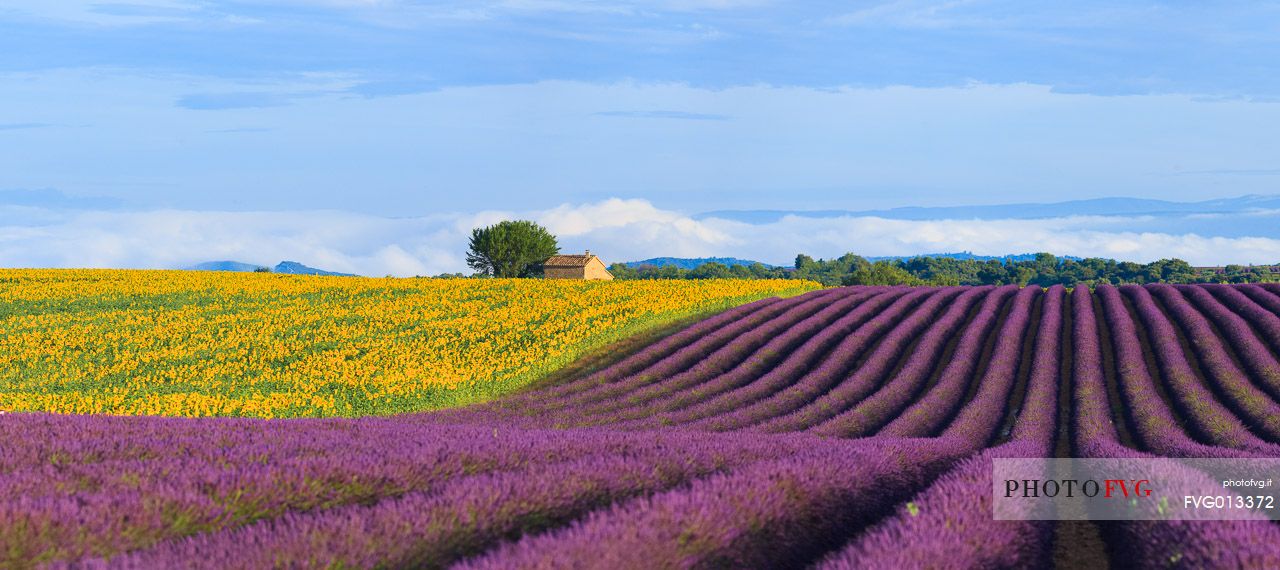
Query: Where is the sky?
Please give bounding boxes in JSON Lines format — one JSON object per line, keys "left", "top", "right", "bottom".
{"left": 3, "top": 1, "right": 1280, "bottom": 274}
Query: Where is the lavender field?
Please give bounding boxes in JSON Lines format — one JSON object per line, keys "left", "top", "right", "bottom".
{"left": 9, "top": 284, "right": 1280, "bottom": 568}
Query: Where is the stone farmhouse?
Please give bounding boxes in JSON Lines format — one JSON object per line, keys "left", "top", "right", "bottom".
{"left": 543, "top": 251, "right": 614, "bottom": 280}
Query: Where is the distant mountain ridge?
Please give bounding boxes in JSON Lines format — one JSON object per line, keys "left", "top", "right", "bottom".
{"left": 272, "top": 261, "right": 356, "bottom": 276}
{"left": 189, "top": 260, "right": 266, "bottom": 272}
{"left": 188, "top": 260, "right": 356, "bottom": 276}
{"left": 697, "top": 194, "right": 1280, "bottom": 224}
{"left": 622, "top": 257, "right": 779, "bottom": 269}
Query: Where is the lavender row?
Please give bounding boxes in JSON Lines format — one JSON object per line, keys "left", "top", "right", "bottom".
{"left": 693, "top": 286, "right": 975, "bottom": 433}
{"left": 1238, "top": 284, "right": 1280, "bottom": 327}
{"left": 455, "top": 436, "right": 973, "bottom": 570}
{"left": 1245, "top": 282, "right": 1280, "bottom": 308}
{"left": 1072, "top": 288, "right": 1280, "bottom": 569}
{"left": 72, "top": 431, "right": 832, "bottom": 569}
{"left": 1005, "top": 285, "right": 1065, "bottom": 448}
{"left": 817, "top": 440, "right": 1051, "bottom": 570}
{"left": 680, "top": 286, "right": 1039, "bottom": 566}
{"left": 550, "top": 288, "right": 894, "bottom": 427}
{"left": 1207, "top": 284, "right": 1280, "bottom": 362}
{"left": 1119, "top": 285, "right": 1276, "bottom": 444}
{"left": 467, "top": 288, "right": 851, "bottom": 425}
{"left": 817, "top": 288, "right": 1066, "bottom": 570}
{"left": 1180, "top": 284, "right": 1280, "bottom": 400}
{"left": 935, "top": 285, "right": 1043, "bottom": 444}
{"left": 436, "top": 290, "right": 858, "bottom": 428}
{"left": 3, "top": 415, "right": 820, "bottom": 567}
{"left": 1140, "top": 284, "right": 1280, "bottom": 441}
{"left": 1096, "top": 285, "right": 1276, "bottom": 456}
{"left": 625, "top": 287, "right": 945, "bottom": 430}
{"left": 550, "top": 288, "right": 873, "bottom": 420}
{"left": 4, "top": 417, "right": 596, "bottom": 565}
{"left": 775, "top": 285, "right": 1002, "bottom": 435}
{"left": 512, "top": 294, "right": 786, "bottom": 402}
{"left": 877, "top": 285, "right": 1037, "bottom": 438}
{"left": 1081, "top": 286, "right": 1264, "bottom": 456}
{"left": 1070, "top": 284, "right": 1126, "bottom": 454}
{"left": 523, "top": 288, "right": 852, "bottom": 413}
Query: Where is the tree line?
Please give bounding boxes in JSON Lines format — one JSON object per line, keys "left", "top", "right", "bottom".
{"left": 609, "top": 253, "right": 1280, "bottom": 287}
{"left": 459, "top": 220, "right": 1279, "bottom": 286}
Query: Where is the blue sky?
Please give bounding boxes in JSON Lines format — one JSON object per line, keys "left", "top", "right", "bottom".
{"left": 3, "top": 1, "right": 1280, "bottom": 273}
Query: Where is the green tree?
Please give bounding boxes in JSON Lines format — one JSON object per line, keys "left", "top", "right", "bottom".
{"left": 976, "top": 259, "right": 1008, "bottom": 285}
{"left": 607, "top": 263, "right": 638, "bottom": 279}
{"left": 842, "top": 261, "right": 925, "bottom": 286}
{"left": 466, "top": 220, "right": 559, "bottom": 278}
{"left": 690, "top": 262, "right": 732, "bottom": 279}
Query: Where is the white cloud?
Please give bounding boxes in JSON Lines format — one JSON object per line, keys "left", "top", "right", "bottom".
{"left": 2, "top": 0, "right": 232, "bottom": 26}
{"left": 537, "top": 198, "right": 726, "bottom": 240}
{"left": 826, "top": 0, "right": 990, "bottom": 29}
{"left": 712, "top": 215, "right": 1280, "bottom": 265}
{"left": 4, "top": 198, "right": 1280, "bottom": 276}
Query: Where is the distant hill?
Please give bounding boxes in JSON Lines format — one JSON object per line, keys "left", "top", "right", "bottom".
{"left": 189, "top": 260, "right": 268, "bottom": 272}
{"left": 272, "top": 261, "right": 356, "bottom": 276}
{"left": 697, "top": 194, "right": 1280, "bottom": 224}
{"left": 623, "top": 257, "right": 779, "bottom": 269}
{"left": 188, "top": 260, "right": 356, "bottom": 276}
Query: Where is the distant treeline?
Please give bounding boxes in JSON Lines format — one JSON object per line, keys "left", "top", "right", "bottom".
{"left": 608, "top": 253, "right": 1280, "bottom": 287}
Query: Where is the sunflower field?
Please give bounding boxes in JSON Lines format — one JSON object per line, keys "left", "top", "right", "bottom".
{"left": 0, "top": 269, "right": 817, "bottom": 418}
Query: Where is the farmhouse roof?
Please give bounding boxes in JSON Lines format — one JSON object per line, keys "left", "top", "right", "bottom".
{"left": 544, "top": 251, "right": 600, "bottom": 267}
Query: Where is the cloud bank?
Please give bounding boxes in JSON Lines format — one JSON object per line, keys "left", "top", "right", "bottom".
{"left": 4, "top": 197, "right": 1280, "bottom": 276}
